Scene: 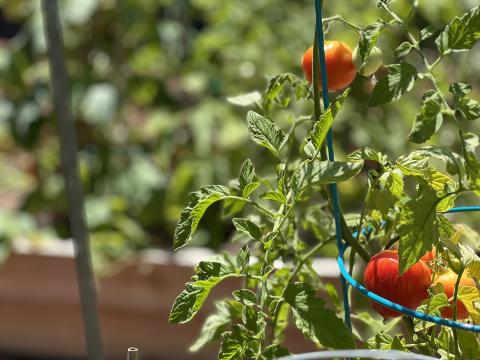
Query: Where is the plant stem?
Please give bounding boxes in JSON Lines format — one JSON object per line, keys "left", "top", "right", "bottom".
{"left": 452, "top": 266, "right": 465, "bottom": 357}
{"left": 322, "top": 15, "right": 362, "bottom": 33}
{"left": 403, "top": 317, "right": 439, "bottom": 355}
{"left": 269, "top": 235, "right": 335, "bottom": 343}
{"left": 226, "top": 196, "right": 276, "bottom": 218}
{"left": 379, "top": 2, "right": 473, "bottom": 191}
{"left": 339, "top": 212, "right": 371, "bottom": 262}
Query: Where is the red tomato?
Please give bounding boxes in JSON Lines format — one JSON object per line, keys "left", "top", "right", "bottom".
{"left": 435, "top": 270, "right": 476, "bottom": 320}
{"left": 301, "top": 41, "right": 357, "bottom": 91}
{"left": 421, "top": 248, "right": 436, "bottom": 263}
{"left": 364, "top": 250, "right": 432, "bottom": 318}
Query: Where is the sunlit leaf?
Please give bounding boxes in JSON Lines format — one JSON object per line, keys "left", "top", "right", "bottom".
{"left": 408, "top": 91, "right": 443, "bottom": 144}
{"left": 174, "top": 185, "right": 230, "bottom": 250}
{"left": 190, "top": 300, "right": 243, "bottom": 352}
{"left": 233, "top": 218, "right": 262, "bottom": 242}
{"left": 246, "top": 111, "right": 286, "bottom": 156}
{"left": 239, "top": 159, "right": 255, "bottom": 190}
{"left": 398, "top": 188, "right": 439, "bottom": 273}
{"left": 436, "top": 6, "right": 480, "bottom": 55}
{"left": 227, "top": 91, "right": 262, "bottom": 107}
{"left": 310, "top": 89, "right": 350, "bottom": 149}
{"left": 284, "top": 282, "right": 355, "bottom": 349}
{"left": 293, "top": 160, "right": 363, "bottom": 193}
{"left": 369, "top": 62, "right": 417, "bottom": 106}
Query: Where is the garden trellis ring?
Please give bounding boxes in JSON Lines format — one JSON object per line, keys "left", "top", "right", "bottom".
{"left": 313, "top": 0, "right": 480, "bottom": 334}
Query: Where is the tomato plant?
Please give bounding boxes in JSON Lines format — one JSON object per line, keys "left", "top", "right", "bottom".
{"left": 301, "top": 41, "right": 357, "bottom": 90}
{"left": 169, "top": 2, "right": 480, "bottom": 359}
{"left": 364, "top": 250, "right": 431, "bottom": 318}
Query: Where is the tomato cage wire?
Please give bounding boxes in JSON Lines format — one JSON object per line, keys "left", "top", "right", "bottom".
{"left": 313, "top": 0, "right": 480, "bottom": 334}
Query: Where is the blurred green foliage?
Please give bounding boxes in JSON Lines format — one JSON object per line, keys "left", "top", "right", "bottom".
{"left": 0, "top": 0, "right": 479, "bottom": 266}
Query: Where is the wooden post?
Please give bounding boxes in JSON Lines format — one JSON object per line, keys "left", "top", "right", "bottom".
{"left": 41, "top": 1, "right": 104, "bottom": 359}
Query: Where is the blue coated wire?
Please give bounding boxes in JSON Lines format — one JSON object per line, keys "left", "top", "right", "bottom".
{"left": 339, "top": 205, "right": 480, "bottom": 332}
{"left": 444, "top": 206, "right": 480, "bottom": 213}
{"left": 313, "top": 0, "right": 351, "bottom": 329}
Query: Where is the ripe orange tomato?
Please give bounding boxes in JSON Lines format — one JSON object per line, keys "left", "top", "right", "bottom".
{"left": 301, "top": 41, "right": 357, "bottom": 91}
{"left": 364, "top": 250, "right": 432, "bottom": 318}
{"left": 435, "top": 270, "right": 476, "bottom": 320}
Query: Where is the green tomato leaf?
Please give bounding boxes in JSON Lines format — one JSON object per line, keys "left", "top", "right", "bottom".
{"left": 463, "top": 132, "right": 480, "bottom": 187}
{"left": 449, "top": 242, "right": 480, "bottom": 279}
{"left": 438, "top": 214, "right": 456, "bottom": 239}
{"left": 369, "top": 62, "right": 417, "bottom": 106}
{"left": 261, "top": 191, "right": 287, "bottom": 204}
{"left": 348, "top": 147, "right": 389, "bottom": 166}
{"left": 263, "top": 73, "right": 307, "bottom": 112}
{"left": 304, "top": 140, "right": 317, "bottom": 158}
{"left": 236, "top": 245, "right": 251, "bottom": 272}
{"left": 174, "top": 185, "right": 231, "bottom": 250}
{"left": 398, "top": 188, "right": 440, "bottom": 273}
{"left": 293, "top": 160, "right": 364, "bottom": 195}
{"left": 223, "top": 198, "right": 245, "bottom": 218}
{"left": 458, "top": 285, "right": 480, "bottom": 323}
{"left": 394, "top": 41, "right": 413, "bottom": 58}
{"left": 242, "top": 182, "right": 260, "bottom": 198}
{"left": 410, "top": 146, "right": 465, "bottom": 178}
{"left": 456, "top": 96, "right": 480, "bottom": 121}
{"left": 366, "top": 333, "right": 394, "bottom": 350}
{"left": 449, "top": 82, "right": 472, "bottom": 97}
{"left": 391, "top": 337, "right": 406, "bottom": 351}
{"left": 219, "top": 327, "right": 247, "bottom": 360}
{"left": 190, "top": 300, "right": 243, "bottom": 352}
{"left": 239, "top": 159, "right": 255, "bottom": 190}
{"left": 369, "top": 169, "right": 404, "bottom": 216}
{"left": 272, "top": 301, "right": 290, "bottom": 342}
{"left": 232, "top": 289, "right": 257, "bottom": 307}
{"left": 195, "top": 261, "right": 235, "bottom": 280}
{"left": 396, "top": 155, "right": 456, "bottom": 191}
{"left": 436, "top": 6, "right": 480, "bottom": 55}
{"left": 284, "top": 282, "right": 355, "bottom": 349}
{"left": 449, "top": 83, "right": 480, "bottom": 121}
{"left": 246, "top": 111, "right": 286, "bottom": 156}
{"left": 227, "top": 91, "right": 261, "bottom": 107}
{"left": 408, "top": 91, "right": 443, "bottom": 144}
{"left": 169, "top": 275, "right": 238, "bottom": 324}
{"left": 232, "top": 218, "right": 262, "bottom": 242}
{"left": 170, "top": 258, "right": 243, "bottom": 323}
{"left": 420, "top": 25, "right": 438, "bottom": 41}
{"left": 414, "top": 293, "right": 449, "bottom": 331}
{"left": 310, "top": 89, "right": 350, "bottom": 149}
{"left": 242, "top": 304, "right": 259, "bottom": 333}
{"left": 458, "top": 330, "right": 480, "bottom": 360}
{"left": 262, "top": 344, "right": 290, "bottom": 359}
